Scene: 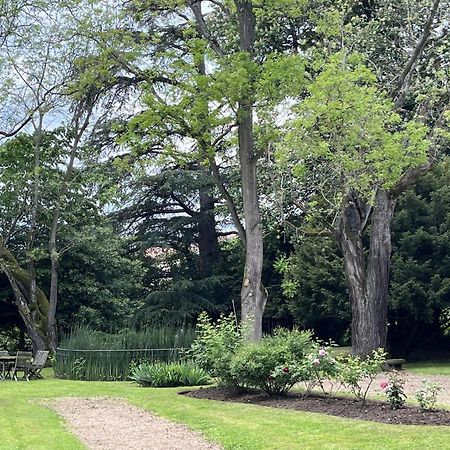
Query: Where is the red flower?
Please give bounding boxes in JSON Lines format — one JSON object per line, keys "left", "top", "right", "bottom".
{"left": 283, "top": 367, "right": 289, "bottom": 373}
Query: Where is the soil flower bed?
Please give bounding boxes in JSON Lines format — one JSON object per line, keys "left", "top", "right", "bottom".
{"left": 183, "top": 386, "right": 450, "bottom": 426}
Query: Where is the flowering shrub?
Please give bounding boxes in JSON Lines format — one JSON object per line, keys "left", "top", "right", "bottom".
{"left": 415, "top": 379, "right": 442, "bottom": 410}
{"left": 302, "top": 347, "right": 341, "bottom": 396}
{"left": 230, "top": 328, "right": 316, "bottom": 395}
{"left": 190, "top": 312, "right": 242, "bottom": 387}
{"left": 337, "top": 348, "right": 386, "bottom": 402}
{"left": 382, "top": 371, "right": 407, "bottom": 410}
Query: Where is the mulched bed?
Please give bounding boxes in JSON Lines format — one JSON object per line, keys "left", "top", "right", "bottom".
{"left": 182, "top": 386, "right": 450, "bottom": 426}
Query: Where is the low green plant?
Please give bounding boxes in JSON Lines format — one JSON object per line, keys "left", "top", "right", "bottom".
{"left": 72, "top": 357, "right": 86, "bottom": 380}
{"left": 415, "top": 379, "right": 442, "bottom": 410}
{"left": 337, "top": 348, "right": 386, "bottom": 402}
{"left": 190, "top": 312, "right": 242, "bottom": 387}
{"left": 382, "top": 371, "right": 407, "bottom": 410}
{"left": 129, "top": 362, "right": 209, "bottom": 387}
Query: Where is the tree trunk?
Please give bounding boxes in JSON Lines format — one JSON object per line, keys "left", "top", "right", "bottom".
{"left": 198, "top": 185, "right": 221, "bottom": 276}
{"left": 337, "top": 190, "right": 396, "bottom": 357}
{"left": 47, "top": 244, "right": 58, "bottom": 352}
{"left": 27, "top": 116, "right": 44, "bottom": 312}
{"left": 0, "top": 244, "right": 50, "bottom": 352}
{"left": 46, "top": 102, "right": 93, "bottom": 351}
{"left": 235, "top": 0, "right": 267, "bottom": 340}
{"left": 191, "top": 13, "right": 221, "bottom": 278}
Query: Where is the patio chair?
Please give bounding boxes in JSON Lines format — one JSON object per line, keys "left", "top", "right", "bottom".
{"left": 29, "top": 350, "right": 49, "bottom": 379}
{"left": 11, "top": 351, "right": 32, "bottom": 381}
{"left": 0, "top": 350, "right": 10, "bottom": 379}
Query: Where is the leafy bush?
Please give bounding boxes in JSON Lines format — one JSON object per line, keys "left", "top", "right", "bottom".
{"left": 230, "top": 328, "right": 316, "bottom": 395}
{"left": 130, "top": 362, "right": 209, "bottom": 387}
{"left": 190, "top": 312, "right": 242, "bottom": 387}
{"left": 302, "top": 347, "right": 341, "bottom": 396}
{"left": 415, "top": 379, "right": 442, "bottom": 410}
{"left": 337, "top": 348, "right": 386, "bottom": 402}
{"left": 382, "top": 371, "right": 407, "bottom": 410}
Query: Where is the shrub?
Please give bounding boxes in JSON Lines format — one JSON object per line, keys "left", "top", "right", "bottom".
{"left": 190, "top": 312, "right": 242, "bottom": 387}
{"left": 415, "top": 379, "right": 442, "bottom": 410}
{"left": 303, "top": 347, "right": 341, "bottom": 396}
{"left": 337, "top": 348, "right": 386, "bottom": 402}
{"left": 230, "top": 328, "right": 316, "bottom": 395}
{"left": 382, "top": 371, "right": 407, "bottom": 410}
{"left": 129, "top": 362, "right": 209, "bottom": 387}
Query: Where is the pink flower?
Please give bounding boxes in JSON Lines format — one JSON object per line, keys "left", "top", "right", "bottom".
{"left": 313, "top": 358, "right": 320, "bottom": 365}
{"left": 283, "top": 367, "right": 289, "bottom": 373}
{"left": 318, "top": 349, "right": 327, "bottom": 357}
{"left": 380, "top": 381, "right": 389, "bottom": 390}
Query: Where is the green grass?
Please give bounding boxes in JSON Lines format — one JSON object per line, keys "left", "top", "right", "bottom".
{"left": 1, "top": 368, "right": 450, "bottom": 450}
{"left": 405, "top": 361, "right": 450, "bottom": 375}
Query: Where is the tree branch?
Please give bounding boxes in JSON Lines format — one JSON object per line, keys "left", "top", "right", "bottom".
{"left": 208, "top": 156, "right": 246, "bottom": 242}
{"left": 170, "top": 193, "right": 197, "bottom": 217}
{"left": 188, "top": 0, "right": 225, "bottom": 57}
{"left": 393, "top": 0, "right": 441, "bottom": 108}
{"left": 391, "top": 106, "right": 447, "bottom": 197}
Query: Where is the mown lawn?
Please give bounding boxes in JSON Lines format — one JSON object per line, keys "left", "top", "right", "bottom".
{"left": 406, "top": 361, "right": 450, "bottom": 376}
{"left": 1, "top": 369, "right": 450, "bottom": 450}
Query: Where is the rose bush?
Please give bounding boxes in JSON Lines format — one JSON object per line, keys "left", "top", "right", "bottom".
{"left": 229, "top": 328, "right": 316, "bottom": 395}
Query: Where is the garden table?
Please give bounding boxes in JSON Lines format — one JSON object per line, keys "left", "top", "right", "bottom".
{"left": 0, "top": 355, "right": 15, "bottom": 380}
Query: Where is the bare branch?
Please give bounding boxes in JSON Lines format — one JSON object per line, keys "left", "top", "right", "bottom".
{"left": 393, "top": 0, "right": 441, "bottom": 107}
{"left": 188, "top": 0, "right": 225, "bottom": 57}
{"left": 208, "top": 155, "right": 246, "bottom": 242}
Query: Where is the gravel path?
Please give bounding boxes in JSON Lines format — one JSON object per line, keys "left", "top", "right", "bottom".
{"left": 49, "top": 397, "right": 221, "bottom": 450}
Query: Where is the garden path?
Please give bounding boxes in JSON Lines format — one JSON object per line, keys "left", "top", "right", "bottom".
{"left": 49, "top": 397, "right": 221, "bottom": 450}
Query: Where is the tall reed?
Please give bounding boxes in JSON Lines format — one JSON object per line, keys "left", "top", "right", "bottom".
{"left": 54, "top": 324, "right": 195, "bottom": 381}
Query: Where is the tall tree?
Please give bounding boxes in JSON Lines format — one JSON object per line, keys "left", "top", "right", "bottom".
{"left": 280, "top": 0, "right": 449, "bottom": 356}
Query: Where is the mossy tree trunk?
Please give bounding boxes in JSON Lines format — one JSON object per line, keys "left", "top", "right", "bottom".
{"left": 0, "top": 243, "right": 51, "bottom": 352}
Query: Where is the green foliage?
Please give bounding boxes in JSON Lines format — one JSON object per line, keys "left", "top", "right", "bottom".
{"left": 383, "top": 371, "right": 407, "bottom": 410}
{"left": 71, "top": 357, "right": 86, "bottom": 381}
{"left": 337, "top": 349, "right": 386, "bottom": 402}
{"left": 58, "top": 324, "right": 195, "bottom": 351}
{"left": 280, "top": 51, "right": 429, "bottom": 199}
{"left": 302, "top": 347, "right": 341, "bottom": 396}
{"left": 129, "top": 361, "right": 209, "bottom": 387}
{"left": 415, "top": 379, "right": 442, "bottom": 410}
{"left": 53, "top": 325, "right": 195, "bottom": 381}
{"left": 273, "top": 163, "right": 450, "bottom": 351}
{"left": 230, "top": 328, "right": 316, "bottom": 395}
{"left": 275, "top": 237, "right": 350, "bottom": 343}
{"left": 190, "top": 312, "right": 242, "bottom": 387}
{"left": 58, "top": 224, "right": 145, "bottom": 332}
